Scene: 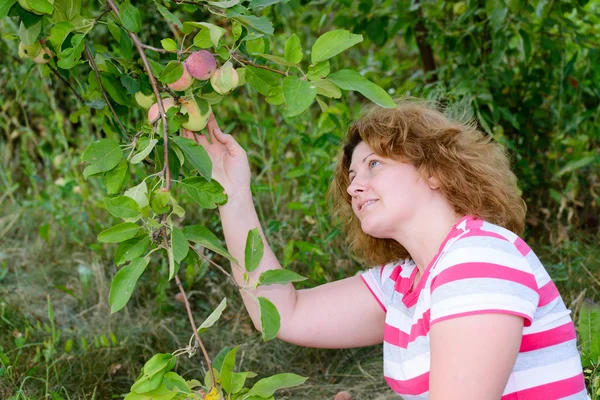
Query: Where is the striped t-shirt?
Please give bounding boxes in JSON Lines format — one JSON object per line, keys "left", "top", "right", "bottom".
{"left": 361, "top": 215, "right": 589, "bottom": 399}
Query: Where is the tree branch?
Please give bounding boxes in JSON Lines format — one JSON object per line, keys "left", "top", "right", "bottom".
{"left": 413, "top": 6, "right": 438, "bottom": 83}
{"left": 47, "top": 64, "right": 84, "bottom": 102}
{"left": 161, "top": 231, "right": 216, "bottom": 389}
{"left": 231, "top": 52, "right": 289, "bottom": 76}
{"left": 190, "top": 245, "right": 241, "bottom": 289}
{"left": 105, "top": 0, "right": 172, "bottom": 190}
{"left": 84, "top": 43, "right": 127, "bottom": 134}
{"left": 139, "top": 43, "right": 191, "bottom": 55}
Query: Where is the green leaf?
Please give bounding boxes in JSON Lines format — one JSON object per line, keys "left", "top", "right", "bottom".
{"left": 120, "top": 0, "right": 141, "bottom": 33}
{"left": 172, "top": 227, "right": 189, "bottom": 264}
{"left": 105, "top": 160, "right": 129, "bottom": 194}
{"left": 82, "top": 139, "right": 123, "bottom": 174}
{"left": 220, "top": 346, "right": 239, "bottom": 394}
{"left": 257, "top": 297, "right": 280, "bottom": 341}
{"left": 49, "top": 21, "right": 74, "bottom": 51}
{"left": 52, "top": 0, "right": 81, "bottom": 21}
{"left": 115, "top": 235, "right": 150, "bottom": 266}
{"left": 183, "top": 225, "right": 238, "bottom": 265}
{"left": 179, "top": 177, "right": 227, "bottom": 209}
{"left": 244, "top": 228, "right": 263, "bottom": 272}
{"left": 27, "top": 0, "right": 53, "bottom": 15}
{"left": 266, "top": 85, "right": 284, "bottom": 105}
{"left": 557, "top": 156, "right": 597, "bottom": 177}
{"left": 57, "top": 33, "right": 85, "bottom": 69}
{"left": 143, "top": 353, "right": 175, "bottom": 377}
{"left": 167, "top": 245, "right": 177, "bottom": 280}
{"left": 312, "top": 80, "right": 341, "bottom": 99}
{"left": 260, "top": 53, "right": 296, "bottom": 67}
{"left": 104, "top": 196, "right": 140, "bottom": 219}
{"left": 109, "top": 257, "right": 149, "bottom": 313}
{"left": 519, "top": 29, "right": 532, "bottom": 62}
{"left": 162, "top": 372, "right": 191, "bottom": 393}
{"left": 258, "top": 269, "right": 307, "bottom": 286}
{"left": 307, "top": 61, "right": 330, "bottom": 81}
{"left": 284, "top": 33, "right": 302, "bottom": 64}
{"left": 245, "top": 66, "right": 279, "bottom": 96}
{"left": 577, "top": 300, "right": 600, "bottom": 366}
{"left": 161, "top": 38, "right": 177, "bottom": 52}
{"left": 0, "top": 0, "right": 17, "bottom": 20}
{"left": 170, "top": 136, "right": 212, "bottom": 180}
{"left": 19, "top": 20, "right": 41, "bottom": 46}
{"left": 229, "top": 12, "right": 274, "bottom": 35}
{"left": 119, "top": 75, "right": 139, "bottom": 95}
{"left": 196, "top": 298, "right": 227, "bottom": 334}
{"left": 98, "top": 222, "right": 140, "bottom": 243}
{"left": 328, "top": 69, "right": 395, "bottom": 108}
{"left": 100, "top": 73, "right": 132, "bottom": 107}
{"left": 193, "top": 28, "right": 213, "bottom": 49}
{"left": 245, "top": 37, "right": 265, "bottom": 55}
{"left": 159, "top": 60, "right": 184, "bottom": 85}
{"left": 208, "top": 0, "right": 239, "bottom": 8}
{"left": 246, "top": 373, "right": 308, "bottom": 398}
{"left": 282, "top": 76, "right": 316, "bottom": 117}
{"left": 155, "top": 3, "right": 182, "bottom": 30}
{"left": 249, "top": 0, "right": 288, "bottom": 8}
{"left": 130, "top": 139, "right": 158, "bottom": 164}
{"left": 182, "top": 22, "right": 225, "bottom": 48}
{"left": 124, "top": 180, "right": 149, "bottom": 209}
{"left": 311, "top": 30, "right": 363, "bottom": 64}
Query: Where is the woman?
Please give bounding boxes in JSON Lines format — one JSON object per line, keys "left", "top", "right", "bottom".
{"left": 183, "top": 100, "right": 588, "bottom": 399}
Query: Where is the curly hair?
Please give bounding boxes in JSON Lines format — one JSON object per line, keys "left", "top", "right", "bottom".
{"left": 329, "top": 99, "right": 527, "bottom": 266}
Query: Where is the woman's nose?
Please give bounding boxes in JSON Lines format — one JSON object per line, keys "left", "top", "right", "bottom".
{"left": 347, "top": 176, "right": 366, "bottom": 197}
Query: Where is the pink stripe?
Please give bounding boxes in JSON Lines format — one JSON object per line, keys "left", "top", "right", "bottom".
{"left": 431, "top": 309, "right": 532, "bottom": 327}
{"left": 360, "top": 275, "right": 386, "bottom": 312}
{"left": 385, "top": 372, "right": 429, "bottom": 395}
{"left": 459, "top": 230, "right": 508, "bottom": 241}
{"left": 520, "top": 322, "right": 576, "bottom": 352}
{"left": 514, "top": 237, "right": 531, "bottom": 256}
{"left": 430, "top": 262, "right": 539, "bottom": 292}
{"left": 384, "top": 310, "right": 431, "bottom": 348}
{"left": 388, "top": 265, "right": 401, "bottom": 281}
{"left": 538, "top": 280, "right": 560, "bottom": 307}
{"left": 501, "top": 373, "right": 586, "bottom": 400}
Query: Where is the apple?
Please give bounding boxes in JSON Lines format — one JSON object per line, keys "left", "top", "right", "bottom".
{"left": 181, "top": 98, "right": 211, "bottom": 132}
{"left": 185, "top": 50, "right": 217, "bottom": 81}
{"left": 147, "top": 97, "right": 176, "bottom": 122}
{"left": 168, "top": 63, "right": 194, "bottom": 91}
{"left": 18, "top": 41, "right": 42, "bottom": 59}
{"left": 135, "top": 92, "right": 155, "bottom": 109}
{"left": 210, "top": 61, "right": 238, "bottom": 95}
{"left": 32, "top": 46, "right": 54, "bottom": 64}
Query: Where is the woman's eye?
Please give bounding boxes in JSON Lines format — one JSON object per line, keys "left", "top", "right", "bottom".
{"left": 369, "top": 160, "right": 380, "bottom": 168}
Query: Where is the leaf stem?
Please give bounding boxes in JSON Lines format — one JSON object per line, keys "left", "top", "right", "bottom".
{"left": 105, "top": 0, "right": 172, "bottom": 190}
{"left": 231, "top": 52, "right": 289, "bottom": 76}
{"left": 84, "top": 43, "right": 127, "bottom": 134}
{"left": 47, "top": 64, "right": 85, "bottom": 102}
{"left": 161, "top": 229, "right": 216, "bottom": 388}
{"left": 190, "top": 245, "right": 241, "bottom": 289}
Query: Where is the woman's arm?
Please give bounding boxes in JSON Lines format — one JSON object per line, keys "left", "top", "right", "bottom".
{"left": 429, "top": 313, "right": 523, "bottom": 399}
{"left": 189, "top": 118, "right": 385, "bottom": 349}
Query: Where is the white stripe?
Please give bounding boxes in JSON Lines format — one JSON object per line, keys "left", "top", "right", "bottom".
{"left": 482, "top": 222, "right": 518, "bottom": 242}
{"left": 502, "top": 355, "right": 583, "bottom": 394}
{"left": 362, "top": 271, "right": 385, "bottom": 308}
{"left": 384, "top": 351, "right": 430, "bottom": 381}
{"left": 386, "top": 303, "right": 418, "bottom": 331}
{"left": 432, "top": 247, "right": 532, "bottom": 278}
{"left": 431, "top": 293, "right": 536, "bottom": 321}
{"left": 523, "top": 310, "right": 573, "bottom": 334}
{"left": 381, "top": 263, "right": 397, "bottom": 282}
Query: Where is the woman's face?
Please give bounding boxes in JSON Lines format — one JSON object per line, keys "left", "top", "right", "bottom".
{"left": 347, "top": 141, "right": 436, "bottom": 239}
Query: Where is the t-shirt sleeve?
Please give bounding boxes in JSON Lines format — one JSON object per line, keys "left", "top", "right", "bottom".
{"left": 429, "top": 235, "right": 540, "bottom": 327}
{"left": 360, "top": 263, "right": 399, "bottom": 312}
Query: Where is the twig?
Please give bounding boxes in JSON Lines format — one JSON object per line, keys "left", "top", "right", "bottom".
{"left": 47, "top": 65, "right": 85, "bottom": 102}
{"left": 190, "top": 245, "right": 241, "bottom": 289}
{"left": 105, "top": 0, "right": 171, "bottom": 190}
{"left": 139, "top": 43, "right": 191, "bottom": 55}
{"left": 84, "top": 43, "right": 127, "bottom": 134}
{"left": 161, "top": 231, "right": 216, "bottom": 389}
{"left": 92, "top": 8, "right": 110, "bottom": 26}
{"left": 232, "top": 53, "right": 289, "bottom": 76}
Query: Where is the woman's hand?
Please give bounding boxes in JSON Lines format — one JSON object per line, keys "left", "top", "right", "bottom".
{"left": 182, "top": 114, "right": 251, "bottom": 199}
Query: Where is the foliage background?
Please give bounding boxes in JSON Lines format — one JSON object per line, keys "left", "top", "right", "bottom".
{"left": 1, "top": 0, "right": 599, "bottom": 398}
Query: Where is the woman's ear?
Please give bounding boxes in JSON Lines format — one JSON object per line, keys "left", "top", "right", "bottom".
{"left": 428, "top": 175, "right": 440, "bottom": 190}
